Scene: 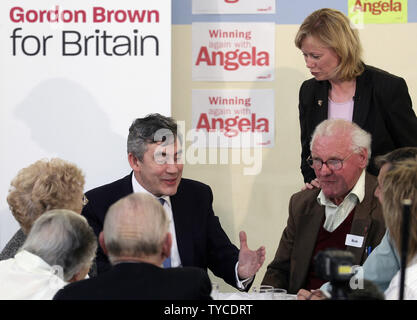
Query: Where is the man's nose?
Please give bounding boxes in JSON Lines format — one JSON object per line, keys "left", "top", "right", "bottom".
{"left": 165, "top": 162, "right": 179, "bottom": 174}
{"left": 318, "top": 162, "right": 333, "bottom": 175}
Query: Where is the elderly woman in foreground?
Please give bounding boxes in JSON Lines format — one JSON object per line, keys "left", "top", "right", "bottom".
{"left": 0, "top": 158, "right": 86, "bottom": 260}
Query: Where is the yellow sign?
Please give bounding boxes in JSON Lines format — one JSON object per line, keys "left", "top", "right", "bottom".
{"left": 338, "top": 265, "right": 352, "bottom": 275}
{"left": 348, "top": 0, "right": 408, "bottom": 25}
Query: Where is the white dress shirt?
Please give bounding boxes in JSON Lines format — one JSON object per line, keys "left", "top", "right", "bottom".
{"left": 132, "top": 175, "right": 182, "bottom": 267}
{"left": 0, "top": 250, "right": 67, "bottom": 300}
{"left": 317, "top": 170, "right": 366, "bottom": 232}
{"left": 131, "top": 175, "right": 251, "bottom": 289}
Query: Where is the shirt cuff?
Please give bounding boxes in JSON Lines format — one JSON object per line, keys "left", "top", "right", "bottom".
{"left": 319, "top": 282, "right": 332, "bottom": 299}
{"left": 235, "top": 262, "right": 254, "bottom": 290}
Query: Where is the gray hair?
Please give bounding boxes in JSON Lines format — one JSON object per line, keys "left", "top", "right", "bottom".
{"left": 374, "top": 147, "right": 417, "bottom": 169}
{"left": 310, "top": 119, "right": 372, "bottom": 161}
{"left": 127, "top": 113, "right": 181, "bottom": 161}
{"left": 104, "top": 193, "right": 169, "bottom": 264}
{"left": 21, "top": 209, "right": 97, "bottom": 281}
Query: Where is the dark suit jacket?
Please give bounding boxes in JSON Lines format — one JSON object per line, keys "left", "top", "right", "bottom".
{"left": 299, "top": 64, "right": 417, "bottom": 183}
{"left": 82, "top": 174, "right": 240, "bottom": 288}
{"left": 261, "top": 173, "right": 386, "bottom": 294}
{"left": 53, "top": 262, "right": 212, "bottom": 300}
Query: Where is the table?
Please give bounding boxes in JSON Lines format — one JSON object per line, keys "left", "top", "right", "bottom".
{"left": 214, "top": 292, "right": 298, "bottom": 300}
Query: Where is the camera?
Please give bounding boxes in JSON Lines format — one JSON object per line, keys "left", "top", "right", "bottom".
{"left": 314, "top": 249, "right": 354, "bottom": 300}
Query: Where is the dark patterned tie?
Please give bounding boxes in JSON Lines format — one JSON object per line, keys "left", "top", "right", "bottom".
{"left": 158, "top": 198, "right": 171, "bottom": 268}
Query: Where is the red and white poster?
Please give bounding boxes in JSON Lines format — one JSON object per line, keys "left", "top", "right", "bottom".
{"left": 192, "top": 22, "right": 275, "bottom": 81}
{"left": 192, "top": 0, "right": 275, "bottom": 14}
{"left": 191, "top": 89, "right": 275, "bottom": 148}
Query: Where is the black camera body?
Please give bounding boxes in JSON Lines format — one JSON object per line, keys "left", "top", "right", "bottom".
{"left": 314, "top": 249, "right": 354, "bottom": 299}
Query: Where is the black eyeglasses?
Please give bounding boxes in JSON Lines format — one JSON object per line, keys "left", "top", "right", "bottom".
{"left": 307, "top": 151, "right": 356, "bottom": 171}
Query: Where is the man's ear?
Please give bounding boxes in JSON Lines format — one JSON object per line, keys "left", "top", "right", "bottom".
{"left": 358, "top": 148, "right": 369, "bottom": 169}
{"left": 162, "top": 232, "right": 172, "bottom": 260}
{"left": 128, "top": 152, "right": 141, "bottom": 172}
{"left": 68, "top": 264, "right": 90, "bottom": 283}
{"left": 99, "top": 231, "right": 107, "bottom": 256}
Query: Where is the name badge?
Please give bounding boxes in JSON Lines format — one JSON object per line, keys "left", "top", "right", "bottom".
{"left": 345, "top": 234, "right": 364, "bottom": 248}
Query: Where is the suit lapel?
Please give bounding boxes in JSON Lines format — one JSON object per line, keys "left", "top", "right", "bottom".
{"left": 352, "top": 67, "right": 372, "bottom": 128}
{"left": 347, "top": 173, "right": 376, "bottom": 265}
{"left": 292, "top": 203, "right": 324, "bottom": 291}
{"left": 313, "top": 80, "right": 329, "bottom": 126}
{"left": 170, "top": 180, "right": 194, "bottom": 267}
{"left": 311, "top": 67, "right": 373, "bottom": 130}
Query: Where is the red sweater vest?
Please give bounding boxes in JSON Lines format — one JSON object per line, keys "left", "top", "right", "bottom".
{"left": 305, "top": 209, "right": 355, "bottom": 290}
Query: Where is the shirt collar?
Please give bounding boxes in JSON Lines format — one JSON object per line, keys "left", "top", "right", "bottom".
{"left": 15, "top": 250, "right": 67, "bottom": 281}
{"left": 131, "top": 174, "right": 171, "bottom": 206}
{"left": 317, "top": 169, "right": 366, "bottom": 207}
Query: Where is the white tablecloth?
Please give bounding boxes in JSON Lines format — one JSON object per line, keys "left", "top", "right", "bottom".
{"left": 214, "top": 292, "right": 297, "bottom": 300}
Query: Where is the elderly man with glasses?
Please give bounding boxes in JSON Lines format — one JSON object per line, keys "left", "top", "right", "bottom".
{"left": 261, "top": 119, "right": 385, "bottom": 294}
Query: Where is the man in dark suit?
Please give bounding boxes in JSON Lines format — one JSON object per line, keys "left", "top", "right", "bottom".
{"left": 262, "top": 119, "right": 385, "bottom": 294}
{"left": 54, "top": 193, "right": 212, "bottom": 300}
{"left": 82, "top": 114, "right": 265, "bottom": 290}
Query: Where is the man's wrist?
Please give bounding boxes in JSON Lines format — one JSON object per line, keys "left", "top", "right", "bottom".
{"left": 235, "top": 262, "right": 254, "bottom": 290}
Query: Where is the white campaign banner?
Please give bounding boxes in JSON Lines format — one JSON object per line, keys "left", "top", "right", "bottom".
{"left": 192, "top": 22, "right": 275, "bottom": 81}
{"left": 192, "top": 0, "right": 275, "bottom": 14}
{"left": 191, "top": 89, "right": 275, "bottom": 148}
{"left": 0, "top": 0, "right": 171, "bottom": 250}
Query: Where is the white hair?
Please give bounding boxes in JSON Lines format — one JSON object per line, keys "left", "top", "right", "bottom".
{"left": 104, "top": 193, "right": 169, "bottom": 264}
{"left": 21, "top": 209, "right": 97, "bottom": 281}
{"left": 310, "top": 119, "right": 372, "bottom": 161}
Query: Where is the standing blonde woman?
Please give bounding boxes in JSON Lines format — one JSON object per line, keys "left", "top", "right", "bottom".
{"left": 0, "top": 158, "right": 86, "bottom": 260}
{"left": 296, "top": 8, "right": 417, "bottom": 188}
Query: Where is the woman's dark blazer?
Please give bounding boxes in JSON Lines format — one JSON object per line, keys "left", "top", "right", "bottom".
{"left": 299, "top": 64, "right": 417, "bottom": 183}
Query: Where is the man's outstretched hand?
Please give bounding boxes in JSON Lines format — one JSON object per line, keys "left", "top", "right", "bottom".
{"left": 237, "top": 231, "right": 266, "bottom": 279}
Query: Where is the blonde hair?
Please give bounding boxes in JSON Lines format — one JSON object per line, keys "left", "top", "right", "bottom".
{"left": 382, "top": 159, "right": 417, "bottom": 263}
{"left": 7, "top": 158, "right": 85, "bottom": 234}
{"left": 295, "top": 8, "right": 364, "bottom": 81}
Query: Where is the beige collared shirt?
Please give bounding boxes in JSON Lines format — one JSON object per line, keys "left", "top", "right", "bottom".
{"left": 317, "top": 170, "right": 366, "bottom": 232}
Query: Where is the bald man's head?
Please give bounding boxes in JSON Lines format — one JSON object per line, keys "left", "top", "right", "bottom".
{"left": 102, "top": 193, "right": 169, "bottom": 264}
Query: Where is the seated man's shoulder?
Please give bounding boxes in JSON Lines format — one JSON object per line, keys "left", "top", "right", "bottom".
{"left": 85, "top": 174, "right": 131, "bottom": 199}
{"left": 291, "top": 188, "right": 320, "bottom": 204}
{"left": 174, "top": 265, "right": 208, "bottom": 277}
{"left": 178, "top": 178, "right": 211, "bottom": 194}
{"left": 52, "top": 277, "right": 94, "bottom": 300}
{"left": 166, "top": 266, "right": 211, "bottom": 286}
{"left": 288, "top": 189, "right": 322, "bottom": 218}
